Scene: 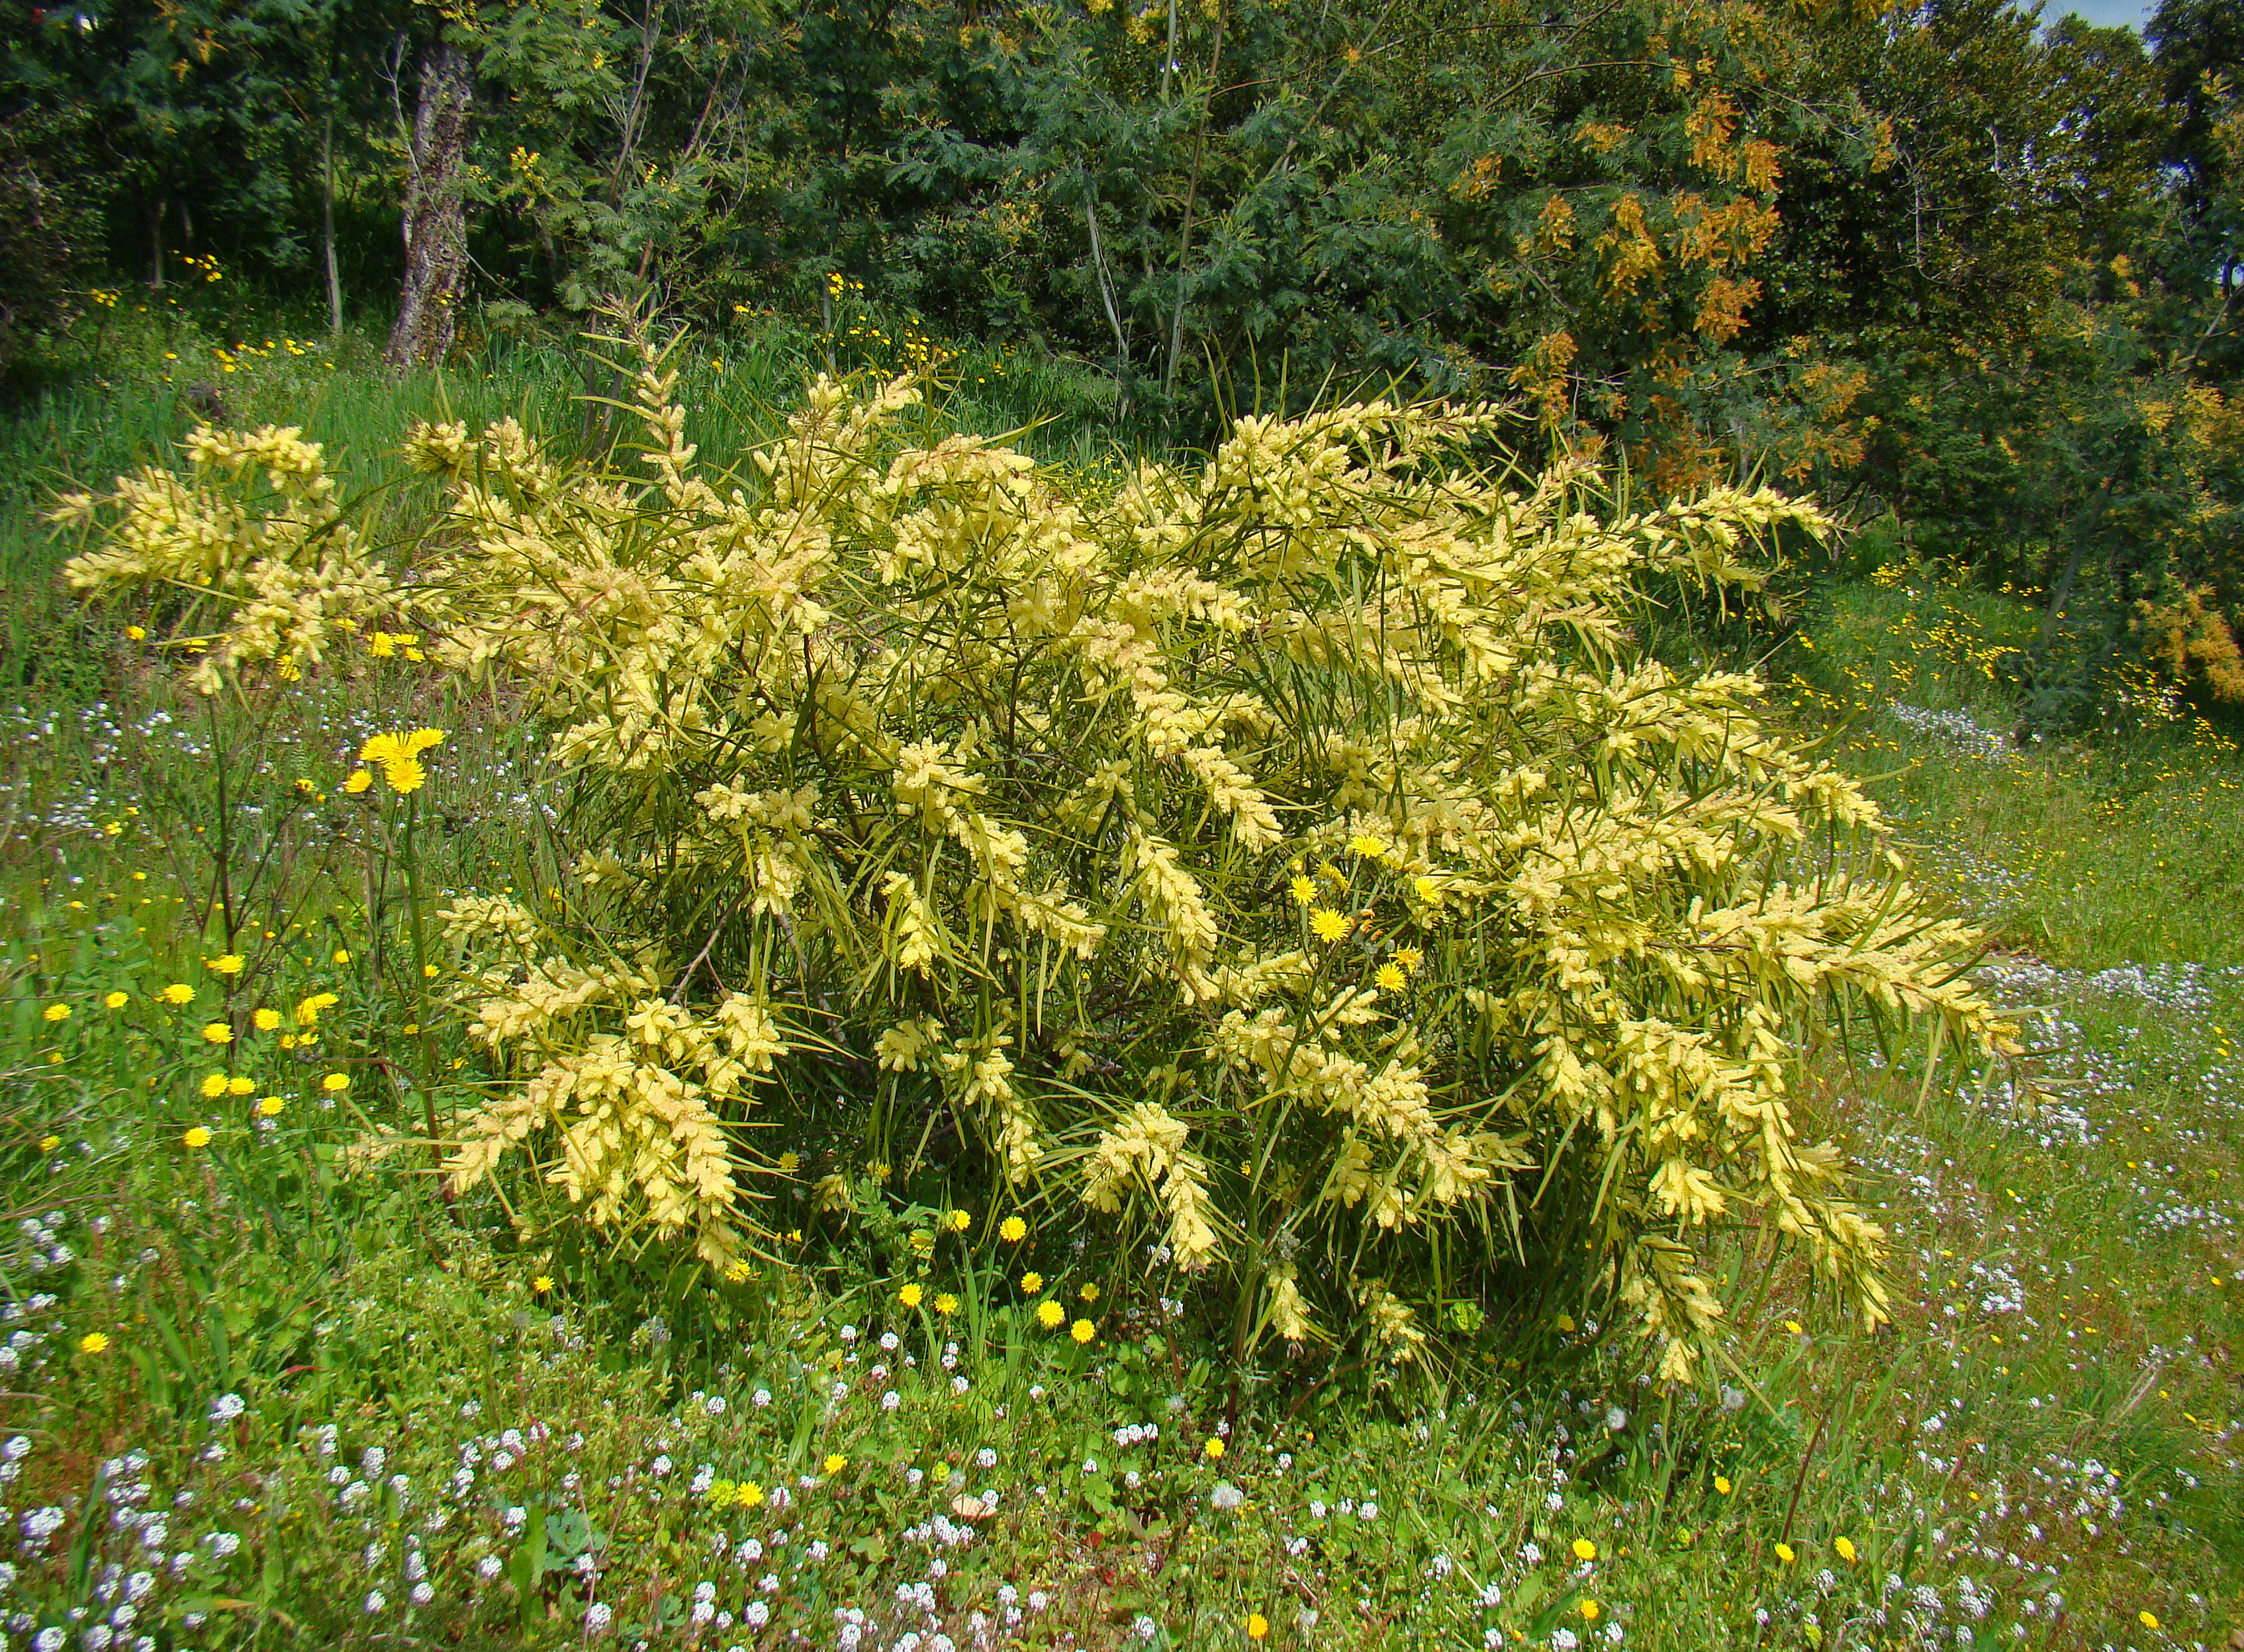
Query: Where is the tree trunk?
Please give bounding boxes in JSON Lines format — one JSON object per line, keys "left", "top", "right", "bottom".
{"left": 322, "top": 114, "right": 344, "bottom": 337}
{"left": 385, "top": 40, "right": 472, "bottom": 369}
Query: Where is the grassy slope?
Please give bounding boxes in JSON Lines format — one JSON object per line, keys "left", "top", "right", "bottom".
{"left": 0, "top": 313, "right": 2234, "bottom": 1652}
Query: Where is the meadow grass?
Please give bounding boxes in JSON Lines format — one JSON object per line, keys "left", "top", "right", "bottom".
{"left": 0, "top": 313, "right": 2234, "bottom": 1651}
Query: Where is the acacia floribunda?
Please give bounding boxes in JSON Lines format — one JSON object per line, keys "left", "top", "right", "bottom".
{"left": 57, "top": 325, "right": 2019, "bottom": 1379}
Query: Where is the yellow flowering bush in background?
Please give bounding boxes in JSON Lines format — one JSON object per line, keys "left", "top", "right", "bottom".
{"left": 57, "top": 322, "right": 2018, "bottom": 1381}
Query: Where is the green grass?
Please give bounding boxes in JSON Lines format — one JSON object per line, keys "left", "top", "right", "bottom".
{"left": 0, "top": 308, "right": 2235, "bottom": 1651}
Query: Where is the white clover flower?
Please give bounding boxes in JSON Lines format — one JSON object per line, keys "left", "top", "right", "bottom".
{"left": 363, "top": 1590, "right": 385, "bottom": 1614}
{"left": 975, "top": 1447, "right": 996, "bottom": 1469}
{"left": 208, "top": 1394, "right": 246, "bottom": 1423}
{"left": 478, "top": 1555, "right": 503, "bottom": 1580}
{"left": 584, "top": 1602, "right": 612, "bottom": 1633}
{"left": 410, "top": 1583, "right": 434, "bottom": 1606}
{"left": 752, "top": 1389, "right": 771, "bottom": 1408}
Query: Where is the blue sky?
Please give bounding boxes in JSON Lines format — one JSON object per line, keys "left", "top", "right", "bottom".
{"left": 2041, "top": 0, "right": 2157, "bottom": 28}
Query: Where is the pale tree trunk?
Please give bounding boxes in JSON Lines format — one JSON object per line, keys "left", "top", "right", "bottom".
{"left": 322, "top": 114, "right": 344, "bottom": 338}
{"left": 385, "top": 40, "right": 472, "bottom": 369}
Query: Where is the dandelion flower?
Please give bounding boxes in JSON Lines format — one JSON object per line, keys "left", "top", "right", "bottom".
{"left": 1834, "top": 1536, "right": 1856, "bottom": 1563}
{"left": 1412, "top": 875, "right": 1438, "bottom": 903}
{"left": 1247, "top": 1613, "right": 1270, "bottom": 1640}
{"left": 1070, "top": 1318, "right": 1096, "bottom": 1343}
{"left": 201, "top": 1022, "right": 233, "bottom": 1044}
{"left": 777, "top": 1150, "right": 800, "bottom": 1173}
{"left": 1774, "top": 1543, "right": 1795, "bottom": 1565}
{"left": 42, "top": 1003, "right": 70, "bottom": 1023}
{"left": 1581, "top": 1601, "right": 1600, "bottom": 1622}
{"left": 200, "top": 1073, "right": 228, "bottom": 1099}
{"left": 1000, "top": 1215, "right": 1028, "bottom": 1243}
{"left": 2138, "top": 1612, "right": 2159, "bottom": 1631}
{"left": 294, "top": 992, "right": 338, "bottom": 1027}
{"left": 38, "top": 1136, "right": 60, "bottom": 1152}
{"left": 207, "top": 954, "right": 245, "bottom": 976}
{"left": 343, "top": 769, "right": 373, "bottom": 794}
{"left": 1289, "top": 876, "right": 1317, "bottom": 905}
{"left": 321, "top": 1073, "right": 349, "bottom": 1093}
{"left": 1036, "top": 1301, "right": 1064, "bottom": 1328}
{"left": 1309, "top": 907, "right": 1348, "bottom": 942}
{"left": 1346, "top": 833, "right": 1385, "bottom": 857}
{"left": 358, "top": 728, "right": 447, "bottom": 794}
{"left": 253, "top": 1008, "right": 281, "bottom": 1031}
{"left": 1079, "top": 1282, "right": 1099, "bottom": 1303}
{"left": 1571, "top": 1539, "right": 1597, "bottom": 1563}
{"left": 736, "top": 1481, "right": 762, "bottom": 1506}
{"left": 947, "top": 1208, "right": 971, "bottom": 1232}
{"left": 257, "top": 1096, "right": 285, "bottom": 1117}
{"left": 1714, "top": 1475, "right": 1732, "bottom": 1494}
{"left": 1783, "top": 1320, "right": 1802, "bottom": 1334}
{"left": 332, "top": 949, "right": 351, "bottom": 965}
{"left": 125, "top": 625, "right": 146, "bottom": 641}
{"left": 1204, "top": 1437, "right": 1225, "bottom": 1460}
{"left": 103, "top": 991, "right": 127, "bottom": 1009}
{"left": 935, "top": 1294, "right": 958, "bottom": 1316}
{"left": 226, "top": 1076, "right": 254, "bottom": 1097}
{"left": 1375, "top": 962, "right": 1406, "bottom": 992}
{"left": 182, "top": 1126, "right": 212, "bottom": 1149}
{"left": 822, "top": 1453, "right": 847, "bottom": 1475}
{"left": 1393, "top": 946, "right": 1421, "bottom": 973}
{"left": 158, "top": 983, "right": 194, "bottom": 1005}
{"left": 532, "top": 1275, "right": 555, "bottom": 1293}
{"left": 1021, "top": 1271, "right": 1044, "bottom": 1293}
{"left": 900, "top": 1282, "right": 925, "bottom": 1308}
{"left": 78, "top": 1332, "right": 109, "bottom": 1355}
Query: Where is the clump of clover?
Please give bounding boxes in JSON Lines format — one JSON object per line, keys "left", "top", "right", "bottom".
{"left": 58, "top": 322, "right": 2017, "bottom": 1381}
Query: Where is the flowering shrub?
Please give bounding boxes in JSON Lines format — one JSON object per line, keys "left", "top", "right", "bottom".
{"left": 56, "top": 327, "right": 2018, "bottom": 1380}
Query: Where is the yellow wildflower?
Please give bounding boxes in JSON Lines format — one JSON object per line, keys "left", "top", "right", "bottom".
{"left": 158, "top": 984, "right": 194, "bottom": 1005}
{"left": 947, "top": 1209, "right": 971, "bottom": 1232}
{"left": 1375, "top": 962, "right": 1406, "bottom": 992}
{"left": 1079, "top": 1282, "right": 1099, "bottom": 1303}
{"left": 343, "top": 769, "right": 373, "bottom": 794}
{"left": 42, "top": 1003, "right": 70, "bottom": 1023}
{"left": 78, "top": 1332, "right": 110, "bottom": 1355}
{"left": 1035, "top": 1300, "right": 1064, "bottom": 1328}
{"left": 37, "top": 1136, "right": 60, "bottom": 1152}
{"left": 822, "top": 1453, "right": 847, "bottom": 1475}
{"left": 1346, "top": 832, "right": 1385, "bottom": 857}
{"left": 253, "top": 1008, "right": 281, "bottom": 1031}
{"left": 320, "top": 1072, "right": 348, "bottom": 1093}
{"left": 1247, "top": 1614, "right": 1269, "bottom": 1641}
{"left": 934, "top": 1294, "right": 958, "bottom": 1316}
{"left": 257, "top": 1096, "right": 285, "bottom": 1117}
{"left": 778, "top": 1150, "right": 800, "bottom": 1172}
{"left": 1000, "top": 1215, "right": 1027, "bottom": 1243}
{"left": 207, "top": 954, "right": 245, "bottom": 976}
{"left": 358, "top": 727, "right": 447, "bottom": 794}
{"left": 1289, "top": 876, "right": 1317, "bottom": 905}
{"left": 1070, "top": 1318, "right": 1096, "bottom": 1344}
{"left": 1834, "top": 1536, "right": 1856, "bottom": 1563}
{"left": 532, "top": 1275, "right": 555, "bottom": 1293}
{"left": 1204, "top": 1437, "right": 1225, "bottom": 1460}
{"left": 1021, "top": 1271, "right": 1044, "bottom": 1293}
{"left": 103, "top": 991, "right": 127, "bottom": 1009}
{"left": 201, "top": 1022, "right": 233, "bottom": 1044}
{"left": 1774, "top": 1543, "right": 1795, "bottom": 1565}
{"left": 900, "top": 1282, "right": 924, "bottom": 1308}
{"left": 1309, "top": 907, "right": 1348, "bottom": 942}
{"left": 293, "top": 992, "right": 338, "bottom": 1026}
{"left": 1392, "top": 946, "right": 1421, "bottom": 973}
{"left": 226, "top": 1076, "right": 254, "bottom": 1097}
{"left": 183, "top": 1126, "right": 212, "bottom": 1149}
{"left": 1581, "top": 1601, "right": 1600, "bottom": 1622}
{"left": 1571, "top": 1539, "right": 1597, "bottom": 1563}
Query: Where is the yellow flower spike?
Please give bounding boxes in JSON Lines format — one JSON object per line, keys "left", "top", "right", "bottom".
{"left": 1571, "top": 1539, "right": 1597, "bottom": 1563}
{"left": 899, "top": 1282, "right": 924, "bottom": 1308}
{"left": 182, "top": 1126, "right": 212, "bottom": 1149}
{"left": 1035, "top": 1300, "right": 1064, "bottom": 1328}
{"left": 1309, "top": 907, "right": 1348, "bottom": 942}
{"left": 999, "top": 1215, "right": 1027, "bottom": 1243}
{"left": 1204, "top": 1437, "right": 1225, "bottom": 1460}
